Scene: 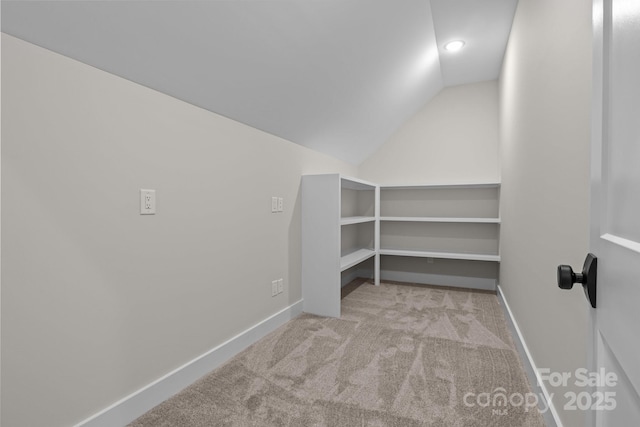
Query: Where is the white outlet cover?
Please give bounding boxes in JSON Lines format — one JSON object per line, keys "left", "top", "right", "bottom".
{"left": 277, "top": 279, "right": 284, "bottom": 293}
{"left": 140, "top": 189, "right": 156, "bottom": 215}
{"left": 271, "top": 280, "right": 278, "bottom": 297}
{"left": 277, "top": 197, "right": 283, "bottom": 212}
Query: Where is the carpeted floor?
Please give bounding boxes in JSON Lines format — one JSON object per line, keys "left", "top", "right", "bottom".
{"left": 129, "top": 281, "right": 546, "bottom": 426}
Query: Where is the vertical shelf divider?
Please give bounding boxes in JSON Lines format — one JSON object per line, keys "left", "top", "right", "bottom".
{"left": 374, "top": 185, "right": 380, "bottom": 286}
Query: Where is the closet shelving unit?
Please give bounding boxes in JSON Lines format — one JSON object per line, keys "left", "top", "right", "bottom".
{"left": 302, "top": 174, "right": 379, "bottom": 317}
{"left": 302, "top": 176, "right": 500, "bottom": 317}
{"left": 378, "top": 183, "right": 501, "bottom": 290}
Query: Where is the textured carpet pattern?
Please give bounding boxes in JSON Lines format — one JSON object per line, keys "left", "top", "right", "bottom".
{"left": 129, "top": 282, "right": 545, "bottom": 426}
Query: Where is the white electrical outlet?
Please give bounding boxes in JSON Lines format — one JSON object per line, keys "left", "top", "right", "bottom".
{"left": 277, "top": 279, "right": 284, "bottom": 294}
{"left": 277, "top": 197, "right": 283, "bottom": 212}
{"left": 272, "top": 280, "right": 278, "bottom": 297}
{"left": 140, "top": 189, "right": 156, "bottom": 215}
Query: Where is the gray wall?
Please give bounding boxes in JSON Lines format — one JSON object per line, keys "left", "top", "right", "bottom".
{"left": 359, "top": 80, "right": 499, "bottom": 185}
{"left": 1, "top": 34, "right": 355, "bottom": 427}
{"left": 499, "top": 0, "right": 592, "bottom": 426}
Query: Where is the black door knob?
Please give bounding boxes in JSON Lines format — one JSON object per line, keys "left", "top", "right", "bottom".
{"left": 557, "top": 253, "right": 597, "bottom": 308}
{"left": 557, "top": 265, "right": 584, "bottom": 289}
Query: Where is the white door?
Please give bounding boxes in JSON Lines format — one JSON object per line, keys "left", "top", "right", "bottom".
{"left": 589, "top": 0, "right": 640, "bottom": 425}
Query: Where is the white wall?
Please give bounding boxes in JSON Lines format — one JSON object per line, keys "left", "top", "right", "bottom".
{"left": 1, "top": 34, "right": 355, "bottom": 427}
{"left": 358, "top": 80, "right": 499, "bottom": 185}
{"left": 499, "top": 0, "right": 592, "bottom": 426}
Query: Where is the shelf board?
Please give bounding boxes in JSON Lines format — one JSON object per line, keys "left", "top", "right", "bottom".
{"left": 340, "top": 248, "right": 376, "bottom": 271}
{"left": 379, "top": 249, "right": 500, "bottom": 262}
{"left": 341, "top": 216, "right": 376, "bottom": 225}
{"left": 380, "top": 216, "right": 500, "bottom": 224}
{"left": 341, "top": 175, "right": 377, "bottom": 190}
{"left": 380, "top": 183, "right": 500, "bottom": 190}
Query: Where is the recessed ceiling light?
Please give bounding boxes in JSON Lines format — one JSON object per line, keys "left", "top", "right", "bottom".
{"left": 444, "top": 40, "right": 465, "bottom": 52}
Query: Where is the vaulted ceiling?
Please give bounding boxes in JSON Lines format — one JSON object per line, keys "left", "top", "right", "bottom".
{"left": 2, "top": 0, "right": 518, "bottom": 164}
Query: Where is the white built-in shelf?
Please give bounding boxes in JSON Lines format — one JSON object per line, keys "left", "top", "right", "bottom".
{"left": 380, "top": 183, "right": 500, "bottom": 190}
{"left": 303, "top": 174, "right": 380, "bottom": 318}
{"left": 340, "top": 248, "right": 376, "bottom": 271}
{"left": 341, "top": 216, "right": 376, "bottom": 225}
{"left": 304, "top": 175, "right": 502, "bottom": 316}
{"left": 380, "top": 216, "right": 500, "bottom": 224}
{"left": 379, "top": 249, "right": 501, "bottom": 262}
{"left": 341, "top": 176, "right": 377, "bottom": 190}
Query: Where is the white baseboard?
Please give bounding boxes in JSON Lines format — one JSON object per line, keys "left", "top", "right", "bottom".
{"left": 497, "top": 286, "right": 562, "bottom": 427}
{"left": 74, "top": 300, "right": 304, "bottom": 427}
{"left": 381, "top": 270, "right": 496, "bottom": 291}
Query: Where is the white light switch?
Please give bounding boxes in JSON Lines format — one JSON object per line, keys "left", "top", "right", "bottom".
{"left": 277, "top": 197, "right": 283, "bottom": 212}
{"left": 140, "top": 189, "right": 156, "bottom": 215}
{"left": 272, "top": 197, "right": 278, "bottom": 213}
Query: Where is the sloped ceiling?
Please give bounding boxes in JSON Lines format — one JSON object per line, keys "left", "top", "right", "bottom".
{"left": 1, "top": 0, "right": 518, "bottom": 164}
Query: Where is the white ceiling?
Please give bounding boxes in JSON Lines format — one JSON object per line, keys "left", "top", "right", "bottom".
{"left": 2, "top": 0, "right": 518, "bottom": 165}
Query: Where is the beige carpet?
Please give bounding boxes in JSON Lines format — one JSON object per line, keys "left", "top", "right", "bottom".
{"left": 129, "top": 282, "right": 545, "bottom": 426}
